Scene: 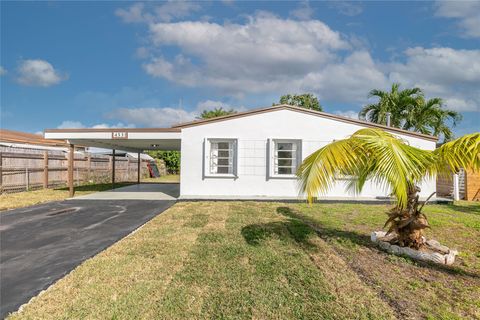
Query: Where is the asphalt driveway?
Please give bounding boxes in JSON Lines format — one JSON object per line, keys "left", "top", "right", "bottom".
{"left": 0, "top": 198, "right": 175, "bottom": 318}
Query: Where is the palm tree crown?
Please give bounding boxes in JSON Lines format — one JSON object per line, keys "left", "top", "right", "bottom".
{"left": 359, "top": 83, "right": 461, "bottom": 142}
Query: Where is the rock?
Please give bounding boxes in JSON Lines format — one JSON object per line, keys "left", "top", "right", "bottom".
{"left": 370, "top": 231, "right": 458, "bottom": 266}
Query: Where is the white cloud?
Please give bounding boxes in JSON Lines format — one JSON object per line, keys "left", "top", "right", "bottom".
{"left": 115, "top": 1, "right": 201, "bottom": 24}
{"left": 388, "top": 47, "right": 480, "bottom": 111}
{"left": 91, "top": 123, "right": 136, "bottom": 129}
{"left": 329, "top": 1, "right": 363, "bottom": 16}
{"left": 290, "top": 2, "right": 314, "bottom": 20}
{"left": 143, "top": 13, "right": 351, "bottom": 95}
{"left": 122, "top": 9, "right": 478, "bottom": 112}
{"left": 57, "top": 121, "right": 85, "bottom": 129}
{"left": 0, "top": 66, "right": 6, "bottom": 76}
{"left": 435, "top": 1, "right": 480, "bottom": 38}
{"left": 108, "top": 107, "right": 197, "bottom": 127}
{"left": 17, "top": 59, "right": 66, "bottom": 87}
{"left": 107, "top": 100, "right": 246, "bottom": 127}
{"left": 334, "top": 110, "right": 359, "bottom": 119}
{"left": 57, "top": 121, "right": 135, "bottom": 129}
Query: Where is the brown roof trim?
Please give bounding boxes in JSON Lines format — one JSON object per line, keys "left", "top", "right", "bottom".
{"left": 0, "top": 129, "right": 69, "bottom": 147}
{"left": 44, "top": 127, "right": 181, "bottom": 133}
{"left": 172, "top": 104, "right": 438, "bottom": 142}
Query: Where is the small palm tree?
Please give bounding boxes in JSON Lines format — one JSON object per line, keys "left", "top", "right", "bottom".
{"left": 297, "top": 129, "right": 479, "bottom": 249}
{"left": 359, "top": 83, "right": 422, "bottom": 127}
{"left": 403, "top": 97, "right": 462, "bottom": 142}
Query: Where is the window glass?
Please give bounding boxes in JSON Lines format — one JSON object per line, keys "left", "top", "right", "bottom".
{"left": 274, "top": 141, "right": 299, "bottom": 175}
{"left": 210, "top": 140, "right": 234, "bottom": 175}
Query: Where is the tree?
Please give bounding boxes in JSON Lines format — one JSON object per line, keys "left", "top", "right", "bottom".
{"left": 403, "top": 97, "right": 462, "bottom": 142}
{"left": 360, "top": 83, "right": 462, "bottom": 142}
{"left": 148, "top": 150, "right": 180, "bottom": 174}
{"left": 297, "top": 128, "right": 479, "bottom": 249}
{"left": 359, "top": 83, "right": 422, "bottom": 127}
{"left": 277, "top": 93, "right": 322, "bottom": 111}
{"left": 199, "top": 107, "right": 236, "bottom": 119}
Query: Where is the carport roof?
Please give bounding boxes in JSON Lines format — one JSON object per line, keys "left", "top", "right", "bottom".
{"left": 44, "top": 127, "right": 181, "bottom": 152}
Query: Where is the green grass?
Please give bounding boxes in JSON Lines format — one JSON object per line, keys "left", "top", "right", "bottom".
{"left": 7, "top": 201, "right": 480, "bottom": 319}
{"left": 0, "top": 182, "right": 134, "bottom": 211}
{"left": 143, "top": 174, "right": 180, "bottom": 183}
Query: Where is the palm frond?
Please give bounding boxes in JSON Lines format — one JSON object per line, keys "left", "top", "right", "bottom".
{"left": 433, "top": 132, "right": 480, "bottom": 175}
{"left": 297, "top": 128, "right": 435, "bottom": 208}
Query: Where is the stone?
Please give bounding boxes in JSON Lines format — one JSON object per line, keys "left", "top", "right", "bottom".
{"left": 371, "top": 231, "right": 458, "bottom": 266}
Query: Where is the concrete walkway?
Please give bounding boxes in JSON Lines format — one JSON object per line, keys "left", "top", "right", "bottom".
{"left": 72, "top": 183, "right": 180, "bottom": 200}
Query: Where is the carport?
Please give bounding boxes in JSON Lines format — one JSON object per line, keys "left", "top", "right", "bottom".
{"left": 44, "top": 128, "right": 181, "bottom": 197}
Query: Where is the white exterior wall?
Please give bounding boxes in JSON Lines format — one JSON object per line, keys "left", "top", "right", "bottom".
{"left": 180, "top": 109, "right": 436, "bottom": 199}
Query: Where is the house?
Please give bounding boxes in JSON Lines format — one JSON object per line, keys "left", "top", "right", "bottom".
{"left": 44, "top": 105, "right": 438, "bottom": 200}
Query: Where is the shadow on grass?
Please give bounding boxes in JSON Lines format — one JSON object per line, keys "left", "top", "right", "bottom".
{"left": 242, "top": 206, "right": 479, "bottom": 279}
{"left": 444, "top": 203, "right": 480, "bottom": 216}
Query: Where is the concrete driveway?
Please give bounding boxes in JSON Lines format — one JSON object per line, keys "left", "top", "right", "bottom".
{"left": 0, "top": 183, "right": 178, "bottom": 318}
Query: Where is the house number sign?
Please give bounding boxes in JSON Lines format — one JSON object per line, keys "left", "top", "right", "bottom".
{"left": 112, "top": 131, "right": 128, "bottom": 139}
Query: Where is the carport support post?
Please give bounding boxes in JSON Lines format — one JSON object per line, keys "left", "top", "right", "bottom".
{"left": 137, "top": 152, "right": 141, "bottom": 184}
{"left": 112, "top": 149, "right": 116, "bottom": 190}
{"left": 68, "top": 144, "right": 74, "bottom": 197}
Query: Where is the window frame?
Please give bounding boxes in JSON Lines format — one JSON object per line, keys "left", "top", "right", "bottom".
{"left": 269, "top": 139, "right": 302, "bottom": 179}
{"left": 204, "top": 138, "right": 238, "bottom": 178}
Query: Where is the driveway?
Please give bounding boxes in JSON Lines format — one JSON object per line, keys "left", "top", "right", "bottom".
{"left": 0, "top": 184, "right": 178, "bottom": 318}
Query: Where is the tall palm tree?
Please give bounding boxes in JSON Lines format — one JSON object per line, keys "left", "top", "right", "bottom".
{"left": 297, "top": 128, "right": 479, "bottom": 248}
{"left": 359, "top": 83, "right": 422, "bottom": 127}
{"left": 403, "top": 97, "right": 462, "bottom": 142}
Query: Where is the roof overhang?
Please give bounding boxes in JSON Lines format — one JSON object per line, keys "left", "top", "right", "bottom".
{"left": 44, "top": 128, "right": 181, "bottom": 152}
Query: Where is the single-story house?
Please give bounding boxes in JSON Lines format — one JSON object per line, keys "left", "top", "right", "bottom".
{"left": 44, "top": 105, "right": 438, "bottom": 200}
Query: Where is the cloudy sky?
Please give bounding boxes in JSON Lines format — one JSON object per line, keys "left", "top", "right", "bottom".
{"left": 1, "top": 1, "right": 479, "bottom": 136}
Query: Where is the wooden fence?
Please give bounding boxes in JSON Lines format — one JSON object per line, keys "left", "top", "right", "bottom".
{"left": 0, "top": 146, "right": 151, "bottom": 194}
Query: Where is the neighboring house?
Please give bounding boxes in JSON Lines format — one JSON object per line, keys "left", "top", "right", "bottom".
{"left": 0, "top": 129, "right": 76, "bottom": 151}
{"left": 437, "top": 169, "right": 480, "bottom": 201}
{"left": 45, "top": 105, "right": 438, "bottom": 200}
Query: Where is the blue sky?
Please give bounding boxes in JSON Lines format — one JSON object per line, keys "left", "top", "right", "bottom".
{"left": 1, "top": 1, "right": 479, "bottom": 136}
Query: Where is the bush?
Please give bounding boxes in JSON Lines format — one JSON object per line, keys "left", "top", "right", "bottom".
{"left": 148, "top": 151, "right": 180, "bottom": 174}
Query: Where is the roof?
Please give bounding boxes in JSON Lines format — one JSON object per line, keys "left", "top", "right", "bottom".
{"left": 172, "top": 104, "right": 438, "bottom": 141}
{"left": 0, "top": 129, "right": 70, "bottom": 147}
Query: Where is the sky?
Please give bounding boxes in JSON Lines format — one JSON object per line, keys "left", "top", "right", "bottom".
{"left": 1, "top": 1, "right": 479, "bottom": 136}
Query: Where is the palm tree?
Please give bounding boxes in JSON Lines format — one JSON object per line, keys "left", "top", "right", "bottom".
{"left": 297, "top": 128, "right": 479, "bottom": 249}
{"left": 359, "top": 83, "right": 422, "bottom": 127}
{"left": 198, "top": 107, "right": 236, "bottom": 119}
{"left": 403, "top": 97, "right": 462, "bottom": 142}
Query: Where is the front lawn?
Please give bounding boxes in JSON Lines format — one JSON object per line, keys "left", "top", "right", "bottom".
{"left": 8, "top": 201, "right": 480, "bottom": 319}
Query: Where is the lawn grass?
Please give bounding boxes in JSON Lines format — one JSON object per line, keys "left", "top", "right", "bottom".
{"left": 8, "top": 201, "right": 480, "bottom": 319}
{"left": 0, "top": 182, "right": 134, "bottom": 211}
{"left": 143, "top": 174, "right": 180, "bottom": 183}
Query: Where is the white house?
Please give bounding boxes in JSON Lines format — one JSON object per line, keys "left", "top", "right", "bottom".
{"left": 45, "top": 105, "right": 438, "bottom": 200}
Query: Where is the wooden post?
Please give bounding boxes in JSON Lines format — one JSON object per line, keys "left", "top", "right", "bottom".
{"left": 43, "top": 151, "right": 49, "bottom": 189}
{"left": 68, "top": 144, "right": 74, "bottom": 197}
{"left": 25, "top": 168, "right": 29, "bottom": 191}
{"left": 87, "top": 154, "right": 91, "bottom": 181}
{"left": 127, "top": 156, "right": 130, "bottom": 181}
{"left": 137, "top": 152, "right": 141, "bottom": 184}
{"left": 112, "top": 149, "right": 116, "bottom": 189}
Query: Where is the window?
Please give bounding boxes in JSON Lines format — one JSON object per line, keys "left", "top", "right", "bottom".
{"left": 271, "top": 139, "right": 301, "bottom": 177}
{"left": 206, "top": 139, "right": 237, "bottom": 177}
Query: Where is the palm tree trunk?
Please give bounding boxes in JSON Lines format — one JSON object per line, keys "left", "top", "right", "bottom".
{"left": 384, "top": 186, "right": 430, "bottom": 249}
